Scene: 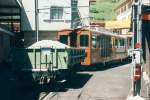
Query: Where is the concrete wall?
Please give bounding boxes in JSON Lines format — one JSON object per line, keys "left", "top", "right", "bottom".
{"left": 24, "top": 31, "right": 58, "bottom": 47}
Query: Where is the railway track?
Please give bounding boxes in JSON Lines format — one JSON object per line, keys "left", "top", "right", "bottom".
{"left": 38, "top": 78, "right": 89, "bottom": 100}
{"left": 39, "top": 92, "right": 58, "bottom": 100}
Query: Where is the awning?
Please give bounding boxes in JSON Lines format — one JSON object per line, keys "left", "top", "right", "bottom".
{"left": 105, "top": 19, "right": 131, "bottom": 29}
{"left": 0, "top": 27, "right": 15, "bottom": 36}
{"left": 0, "top": 0, "right": 22, "bottom": 22}
{"left": 0, "top": 0, "right": 22, "bottom": 34}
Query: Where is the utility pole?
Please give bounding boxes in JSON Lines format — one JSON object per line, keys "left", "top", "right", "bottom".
{"left": 131, "top": 0, "right": 142, "bottom": 96}
{"left": 35, "top": 0, "right": 39, "bottom": 42}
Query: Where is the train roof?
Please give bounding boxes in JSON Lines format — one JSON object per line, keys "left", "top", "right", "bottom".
{"left": 58, "top": 27, "right": 132, "bottom": 39}
{"left": 86, "top": 26, "right": 132, "bottom": 39}
{"left": 58, "top": 29, "right": 74, "bottom": 32}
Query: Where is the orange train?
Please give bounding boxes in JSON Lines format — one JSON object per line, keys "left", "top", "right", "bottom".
{"left": 58, "top": 27, "right": 132, "bottom": 66}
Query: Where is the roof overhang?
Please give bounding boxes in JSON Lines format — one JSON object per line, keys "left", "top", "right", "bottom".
{"left": 0, "top": 0, "right": 22, "bottom": 35}
{"left": 0, "top": 0, "right": 22, "bottom": 22}
{"left": 0, "top": 27, "right": 15, "bottom": 36}
{"left": 0, "top": 0, "right": 22, "bottom": 8}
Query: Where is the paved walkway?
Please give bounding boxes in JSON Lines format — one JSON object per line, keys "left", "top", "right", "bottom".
{"left": 44, "top": 63, "right": 132, "bottom": 100}
{"left": 78, "top": 63, "right": 132, "bottom": 100}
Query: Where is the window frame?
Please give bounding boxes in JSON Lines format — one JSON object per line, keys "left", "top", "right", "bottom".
{"left": 50, "top": 6, "right": 64, "bottom": 21}
{"left": 80, "top": 34, "right": 89, "bottom": 47}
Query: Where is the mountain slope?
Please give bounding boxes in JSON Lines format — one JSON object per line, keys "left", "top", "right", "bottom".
{"left": 90, "top": 0, "right": 124, "bottom": 21}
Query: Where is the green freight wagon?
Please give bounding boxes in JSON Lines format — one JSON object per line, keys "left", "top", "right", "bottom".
{"left": 9, "top": 47, "right": 85, "bottom": 83}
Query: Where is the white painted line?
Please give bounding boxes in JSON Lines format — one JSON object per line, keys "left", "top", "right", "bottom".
{"left": 143, "top": 72, "right": 150, "bottom": 85}
{"left": 127, "top": 88, "right": 133, "bottom": 100}
{"left": 42, "top": 92, "right": 57, "bottom": 100}
{"left": 127, "top": 95, "right": 145, "bottom": 100}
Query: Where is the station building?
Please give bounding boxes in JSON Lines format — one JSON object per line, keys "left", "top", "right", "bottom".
{"left": 21, "top": 0, "right": 90, "bottom": 47}
{"left": 0, "top": 0, "right": 21, "bottom": 63}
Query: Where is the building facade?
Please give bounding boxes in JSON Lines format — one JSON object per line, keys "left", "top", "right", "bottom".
{"left": 0, "top": 0, "right": 21, "bottom": 63}
{"left": 114, "top": 0, "right": 132, "bottom": 36}
{"left": 114, "top": 0, "right": 132, "bottom": 21}
{"left": 0, "top": 28, "right": 14, "bottom": 63}
{"left": 107, "top": 0, "right": 133, "bottom": 48}
{"left": 114, "top": 0, "right": 150, "bottom": 34}
{"left": 21, "top": 0, "right": 90, "bottom": 47}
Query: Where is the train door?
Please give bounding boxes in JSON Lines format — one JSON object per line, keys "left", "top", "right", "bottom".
{"left": 114, "top": 37, "right": 127, "bottom": 60}
{"left": 78, "top": 29, "right": 91, "bottom": 65}
{"left": 111, "top": 37, "right": 116, "bottom": 58}
{"left": 70, "top": 30, "right": 77, "bottom": 47}
{"left": 91, "top": 34, "right": 102, "bottom": 64}
{"left": 99, "top": 35, "right": 112, "bottom": 61}
{"left": 99, "top": 35, "right": 105, "bottom": 61}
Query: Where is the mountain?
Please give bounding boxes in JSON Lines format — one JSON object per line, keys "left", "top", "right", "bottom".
{"left": 90, "top": 0, "right": 124, "bottom": 21}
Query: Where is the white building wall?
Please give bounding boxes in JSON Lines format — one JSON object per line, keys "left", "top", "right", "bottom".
{"left": 142, "top": 0, "right": 150, "bottom": 5}
{"left": 21, "top": 0, "right": 90, "bottom": 46}
{"left": 78, "top": 0, "right": 90, "bottom": 26}
{"left": 21, "top": 0, "right": 36, "bottom": 31}
{"left": 117, "top": 8, "right": 131, "bottom": 21}
{"left": 21, "top": 0, "right": 72, "bottom": 31}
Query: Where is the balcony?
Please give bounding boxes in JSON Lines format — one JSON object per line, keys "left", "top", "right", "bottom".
{"left": 117, "top": 8, "right": 131, "bottom": 20}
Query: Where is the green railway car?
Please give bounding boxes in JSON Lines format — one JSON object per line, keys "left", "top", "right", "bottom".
{"left": 9, "top": 47, "right": 85, "bottom": 83}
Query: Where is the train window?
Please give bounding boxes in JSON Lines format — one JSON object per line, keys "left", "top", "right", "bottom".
{"left": 80, "top": 35, "right": 89, "bottom": 47}
{"left": 115, "top": 39, "right": 118, "bottom": 47}
{"left": 128, "top": 38, "right": 132, "bottom": 48}
{"left": 92, "top": 35, "right": 97, "bottom": 48}
{"left": 99, "top": 36, "right": 105, "bottom": 48}
{"left": 59, "top": 35, "right": 68, "bottom": 45}
{"left": 120, "top": 39, "right": 125, "bottom": 47}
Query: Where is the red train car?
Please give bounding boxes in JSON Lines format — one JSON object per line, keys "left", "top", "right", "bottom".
{"left": 58, "top": 27, "right": 131, "bottom": 66}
